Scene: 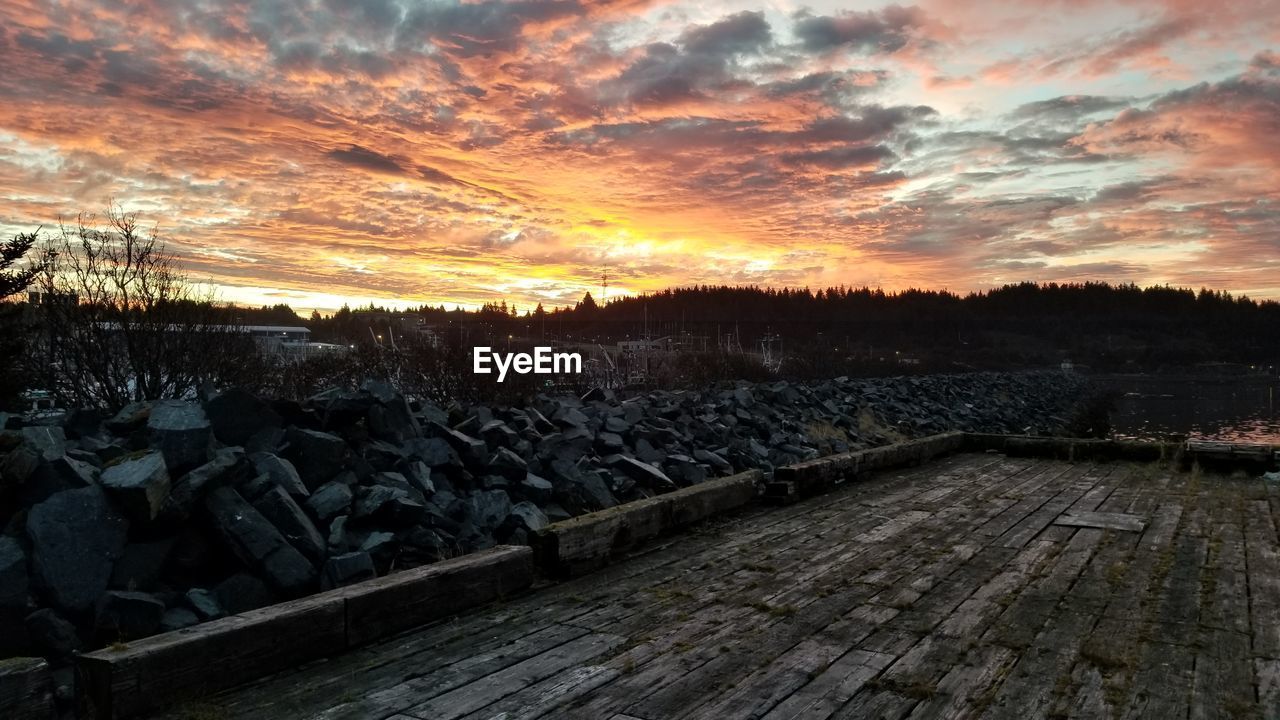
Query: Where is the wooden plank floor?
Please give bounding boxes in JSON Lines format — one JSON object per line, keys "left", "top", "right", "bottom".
{"left": 156, "top": 453, "right": 1280, "bottom": 720}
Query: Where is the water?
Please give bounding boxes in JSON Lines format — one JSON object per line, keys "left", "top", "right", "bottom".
{"left": 1090, "top": 374, "right": 1280, "bottom": 444}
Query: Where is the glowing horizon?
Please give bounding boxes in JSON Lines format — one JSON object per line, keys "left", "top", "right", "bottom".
{"left": 2, "top": 0, "right": 1278, "bottom": 313}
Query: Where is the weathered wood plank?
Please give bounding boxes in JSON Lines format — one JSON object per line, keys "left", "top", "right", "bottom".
{"left": 0, "top": 657, "right": 54, "bottom": 720}
{"left": 1054, "top": 512, "right": 1146, "bottom": 533}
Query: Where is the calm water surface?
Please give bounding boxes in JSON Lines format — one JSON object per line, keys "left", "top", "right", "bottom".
{"left": 1090, "top": 374, "right": 1280, "bottom": 444}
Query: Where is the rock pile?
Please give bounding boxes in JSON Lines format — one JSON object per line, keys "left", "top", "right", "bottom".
{"left": 0, "top": 370, "right": 1084, "bottom": 665}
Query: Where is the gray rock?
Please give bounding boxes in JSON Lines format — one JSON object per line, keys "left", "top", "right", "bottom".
{"left": 250, "top": 452, "right": 309, "bottom": 498}
{"left": 95, "top": 590, "right": 165, "bottom": 641}
{"left": 480, "top": 420, "right": 518, "bottom": 448}
{"left": 604, "top": 416, "right": 631, "bottom": 434}
{"left": 26, "top": 486, "right": 128, "bottom": 614}
{"left": 147, "top": 400, "right": 212, "bottom": 470}
{"left": 252, "top": 486, "right": 327, "bottom": 565}
{"left": 202, "top": 486, "right": 316, "bottom": 597}
{"left": 160, "top": 606, "right": 200, "bottom": 632}
{"left": 25, "top": 608, "right": 81, "bottom": 662}
{"left": 21, "top": 455, "right": 97, "bottom": 507}
{"left": 550, "top": 460, "right": 617, "bottom": 513}
{"left": 0, "top": 537, "right": 29, "bottom": 609}
{"left": 105, "top": 401, "right": 152, "bottom": 434}
{"left": 286, "top": 429, "right": 347, "bottom": 489}
{"left": 519, "top": 473, "right": 554, "bottom": 504}
{"left": 320, "top": 551, "right": 376, "bottom": 591}
{"left": 434, "top": 424, "right": 487, "bottom": 465}
{"left": 693, "top": 448, "right": 732, "bottom": 472}
{"left": 469, "top": 489, "right": 512, "bottom": 531}
{"left": 634, "top": 438, "right": 665, "bottom": 465}
{"left": 596, "top": 432, "right": 625, "bottom": 452}
{"left": 368, "top": 396, "right": 421, "bottom": 444}
{"left": 21, "top": 426, "right": 66, "bottom": 461}
{"left": 305, "top": 482, "right": 353, "bottom": 523}
{"left": 205, "top": 388, "right": 282, "bottom": 446}
{"left": 185, "top": 588, "right": 225, "bottom": 621}
{"left": 327, "top": 515, "right": 349, "bottom": 552}
{"left": 606, "top": 455, "right": 677, "bottom": 492}
{"left": 352, "top": 484, "right": 408, "bottom": 520}
{"left": 487, "top": 447, "right": 527, "bottom": 481}
{"left": 160, "top": 447, "right": 244, "bottom": 524}
{"left": 100, "top": 451, "right": 171, "bottom": 521}
{"left": 505, "top": 501, "right": 549, "bottom": 534}
{"left": 404, "top": 437, "right": 460, "bottom": 468}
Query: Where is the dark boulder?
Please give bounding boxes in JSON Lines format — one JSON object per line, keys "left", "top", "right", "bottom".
{"left": 105, "top": 402, "right": 152, "bottom": 435}
{"left": 250, "top": 452, "right": 309, "bottom": 499}
{"left": 184, "top": 588, "right": 225, "bottom": 621}
{"left": 147, "top": 400, "right": 212, "bottom": 471}
{"left": 159, "top": 447, "right": 244, "bottom": 524}
{"left": 160, "top": 607, "right": 200, "bottom": 632}
{"left": 320, "top": 551, "right": 376, "bottom": 591}
{"left": 605, "top": 455, "right": 677, "bottom": 492}
{"left": 100, "top": 451, "right": 171, "bottom": 522}
{"left": 202, "top": 486, "right": 316, "bottom": 597}
{"left": 305, "top": 482, "right": 353, "bottom": 523}
{"left": 24, "top": 608, "right": 82, "bottom": 662}
{"left": 205, "top": 388, "right": 282, "bottom": 446}
{"left": 94, "top": 591, "right": 165, "bottom": 642}
{"left": 285, "top": 428, "right": 347, "bottom": 490}
{"left": 26, "top": 486, "right": 128, "bottom": 614}
{"left": 252, "top": 486, "right": 327, "bottom": 565}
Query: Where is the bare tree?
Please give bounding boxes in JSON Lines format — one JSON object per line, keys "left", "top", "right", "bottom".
{"left": 32, "top": 204, "right": 261, "bottom": 409}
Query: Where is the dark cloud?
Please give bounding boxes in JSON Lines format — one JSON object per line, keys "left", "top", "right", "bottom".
{"left": 678, "top": 11, "right": 771, "bottom": 57}
{"left": 781, "top": 145, "right": 897, "bottom": 169}
{"left": 792, "top": 5, "right": 928, "bottom": 55}
{"left": 327, "top": 144, "right": 406, "bottom": 174}
{"left": 1011, "top": 95, "right": 1131, "bottom": 120}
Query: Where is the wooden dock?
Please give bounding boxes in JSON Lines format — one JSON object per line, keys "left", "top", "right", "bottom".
{"left": 153, "top": 452, "right": 1280, "bottom": 719}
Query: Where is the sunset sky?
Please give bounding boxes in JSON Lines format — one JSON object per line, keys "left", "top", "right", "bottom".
{"left": 1, "top": 0, "right": 1278, "bottom": 312}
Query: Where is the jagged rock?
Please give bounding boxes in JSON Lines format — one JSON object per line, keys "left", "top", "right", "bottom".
{"left": 468, "top": 489, "right": 512, "bottom": 531}
{"left": 202, "top": 486, "right": 316, "bottom": 597}
{"left": 352, "top": 485, "right": 408, "bottom": 521}
{"left": 205, "top": 388, "right": 282, "bottom": 446}
{"left": 252, "top": 486, "right": 327, "bottom": 565}
{"left": 159, "top": 447, "right": 244, "bottom": 524}
{"left": 106, "top": 402, "right": 152, "bottom": 434}
{"left": 21, "top": 426, "right": 65, "bottom": 461}
{"left": 0, "top": 537, "right": 29, "bottom": 609}
{"left": 25, "top": 608, "right": 82, "bottom": 662}
{"left": 433, "top": 424, "right": 487, "bottom": 465}
{"left": 250, "top": 452, "right": 309, "bottom": 498}
{"left": 549, "top": 460, "right": 617, "bottom": 513}
{"left": 26, "top": 486, "right": 128, "bottom": 614}
{"left": 368, "top": 392, "right": 421, "bottom": 444}
{"left": 551, "top": 406, "right": 589, "bottom": 429}
{"left": 160, "top": 607, "right": 200, "bottom": 632}
{"left": 480, "top": 420, "right": 518, "bottom": 449}
{"left": 327, "top": 516, "right": 349, "bottom": 552}
{"left": 305, "top": 482, "right": 353, "bottom": 523}
{"left": 606, "top": 455, "right": 677, "bottom": 492}
{"left": 398, "top": 460, "right": 435, "bottom": 496}
{"left": 358, "top": 531, "right": 397, "bottom": 572}
{"left": 487, "top": 447, "right": 527, "bottom": 481}
{"left": 95, "top": 591, "right": 165, "bottom": 641}
{"left": 634, "top": 438, "right": 665, "bottom": 465}
{"left": 286, "top": 428, "right": 347, "bottom": 489}
{"left": 604, "top": 416, "right": 631, "bottom": 434}
{"left": 109, "top": 540, "right": 174, "bottom": 592}
{"left": 519, "top": 473, "right": 554, "bottom": 504}
{"left": 404, "top": 437, "right": 460, "bottom": 468}
{"left": 100, "top": 451, "right": 171, "bottom": 522}
{"left": 320, "top": 551, "right": 375, "bottom": 591}
{"left": 693, "top": 448, "right": 732, "bottom": 472}
{"left": 596, "top": 432, "right": 625, "bottom": 452}
{"left": 504, "top": 501, "right": 548, "bottom": 534}
{"left": 185, "top": 588, "right": 225, "bottom": 621}
{"left": 147, "top": 400, "right": 212, "bottom": 471}
{"left": 212, "top": 573, "right": 275, "bottom": 615}
{"left": 666, "top": 454, "right": 707, "bottom": 485}
{"left": 20, "top": 455, "right": 98, "bottom": 507}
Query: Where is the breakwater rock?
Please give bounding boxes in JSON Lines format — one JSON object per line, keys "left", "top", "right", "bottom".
{"left": 0, "top": 370, "right": 1085, "bottom": 665}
